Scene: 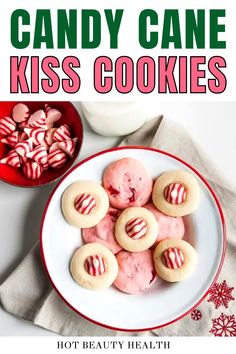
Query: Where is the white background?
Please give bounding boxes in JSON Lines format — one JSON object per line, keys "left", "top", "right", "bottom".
{"left": 0, "top": 101, "right": 236, "bottom": 336}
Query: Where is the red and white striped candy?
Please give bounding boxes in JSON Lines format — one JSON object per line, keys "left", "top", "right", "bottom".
{"left": 125, "top": 217, "right": 147, "bottom": 239}
{"left": 164, "top": 183, "right": 187, "bottom": 205}
{"left": 162, "top": 247, "right": 184, "bottom": 269}
{"left": 49, "top": 142, "right": 60, "bottom": 153}
{"left": 53, "top": 124, "right": 71, "bottom": 142}
{"left": 47, "top": 149, "right": 67, "bottom": 169}
{"left": 1, "top": 131, "right": 28, "bottom": 148}
{"left": 84, "top": 255, "right": 106, "bottom": 276}
{"left": 19, "top": 132, "right": 28, "bottom": 141}
{"left": 23, "top": 161, "right": 43, "bottom": 180}
{"left": 74, "top": 194, "right": 96, "bottom": 215}
{"left": 46, "top": 107, "right": 62, "bottom": 125}
{"left": 44, "top": 103, "right": 51, "bottom": 115}
{"left": 42, "top": 161, "right": 49, "bottom": 170}
{"left": 15, "top": 138, "right": 33, "bottom": 157}
{"left": 45, "top": 128, "right": 57, "bottom": 146}
{"left": 19, "top": 155, "right": 28, "bottom": 165}
{"left": 1, "top": 131, "right": 20, "bottom": 148}
{"left": 40, "top": 139, "right": 50, "bottom": 151}
{"left": 0, "top": 150, "right": 21, "bottom": 168}
{"left": 12, "top": 103, "right": 29, "bottom": 123}
{"left": 24, "top": 127, "right": 45, "bottom": 145}
{"left": 26, "top": 146, "right": 48, "bottom": 165}
{"left": 58, "top": 138, "right": 78, "bottom": 158}
{"left": 0, "top": 117, "right": 16, "bottom": 136}
{"left": 28, "top": 110, "right": 47, "bottom": 129}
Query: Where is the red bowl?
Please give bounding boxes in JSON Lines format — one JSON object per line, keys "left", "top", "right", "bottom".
{"left": 0, "top": 101, "right": 83, "bottom": 187}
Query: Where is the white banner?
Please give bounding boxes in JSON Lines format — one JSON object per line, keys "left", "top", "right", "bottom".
{"left": 0, "top": 0, "right": 235, "bottom": 101}
{"left": 0, "top": 336, "right": 236, "bottom": 353}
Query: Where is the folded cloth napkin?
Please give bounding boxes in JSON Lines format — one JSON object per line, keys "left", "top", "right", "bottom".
{"left": 0, "top": 116, "right": 235, "bottom": 336}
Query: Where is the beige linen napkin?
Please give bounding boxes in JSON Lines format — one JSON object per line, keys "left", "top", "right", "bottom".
{"left": 0, "top": 116, "right": 235, "bottom": 336}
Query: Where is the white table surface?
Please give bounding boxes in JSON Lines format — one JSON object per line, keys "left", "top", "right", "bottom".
{"left": 0, "top": 101, "right": 235, "bottom": 336}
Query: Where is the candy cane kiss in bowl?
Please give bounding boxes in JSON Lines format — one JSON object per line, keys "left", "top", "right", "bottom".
{"left": 0, "top": 102, "right": 83, "bottom": 187}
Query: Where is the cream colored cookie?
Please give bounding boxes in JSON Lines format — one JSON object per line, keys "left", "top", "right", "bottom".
{"left": 153, "top": 239, "right": 197, "bottom": 282}
{"left": 70, "top": 243, "right": 119, "bottom": 290}
{"left": 152, "top": 170, "right": 200, "bottom": 217}
{"left": 115, "top": 207, "right": 158, "bottom": 252}
{"left": 61, "top": 181, "right": 109, "bottom": 228}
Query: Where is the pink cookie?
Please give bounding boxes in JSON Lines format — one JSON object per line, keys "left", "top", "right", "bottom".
{"left": 114, "top": 250, "right": 157, "bottom": 294}
{"left": 103, "top": 158, "right": 153, "bottom": 210}
{"left": 144, "top": 203, "right": 185, "bottom": 243}
{"left": 82, "top": 207, "right": 122, "bottom": 254}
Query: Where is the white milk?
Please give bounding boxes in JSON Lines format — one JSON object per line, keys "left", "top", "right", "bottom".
{"left": 81, "top": 102, "right": 149, "bottom": 136}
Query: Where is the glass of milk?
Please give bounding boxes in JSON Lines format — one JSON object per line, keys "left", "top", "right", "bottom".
{"left": 81, "top": 101, "right": 149, "bottom": 136}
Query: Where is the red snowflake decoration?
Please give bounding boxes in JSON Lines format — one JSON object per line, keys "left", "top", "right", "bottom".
{"left": 191, "top": 309, "right": 202, "bottom": 321}
{"left": 207, "top": 280, "right": 234, "bottom": 309}
{"left": 210, "top": 313, "right": 236, "bottom": 337}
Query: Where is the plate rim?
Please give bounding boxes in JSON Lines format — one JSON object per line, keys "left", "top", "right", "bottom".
{"left": 40, "top": 146, "right": 226, "bottom": 332}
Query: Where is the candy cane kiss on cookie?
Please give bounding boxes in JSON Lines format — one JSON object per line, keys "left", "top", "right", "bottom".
{"left": 70, "top": 243, "right": 118, "bottom": 290}
{"left": 153, "top": 239, "right": 197, "bottom": 282}
{"left": 61, "top": 181, "right": 109, "bottom": 228}
{"left": 152, "top": 170, "right": 200, "bottom": 217}
{"left": 115, "top": 207, "right": 158, "bottom": 252}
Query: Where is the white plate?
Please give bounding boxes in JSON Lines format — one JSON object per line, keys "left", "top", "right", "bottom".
{"left": 40, "top": 147, "right": 226, "bottom": 331}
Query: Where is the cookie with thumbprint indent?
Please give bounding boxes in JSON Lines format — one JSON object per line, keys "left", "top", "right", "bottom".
{"left": 153, "top": 239, "right": 197, "bottom": 282}
{"left": 61, "top": 181, "right": 109, "bottom": 228}
{"left": 152, "top": 170, "right": 200, "bottom": 217}
{"left": 115, "top": 207, "right": 158, "bottom": 252}
{"left": 103, "top": 158, "right": 153, "bottom": 210}
{"left": 70, "top": 243, "right": 119, "bottom": 290}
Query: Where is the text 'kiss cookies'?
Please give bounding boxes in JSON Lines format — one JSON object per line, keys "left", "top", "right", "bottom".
{"left": 153, "top": 239, "right": 197, "bottom": 282}
{"left": 115, "top": 207, "right": 158, "bottom": 252}
{"left": 152, "top": 170, "right": 200, "bottom": 217}
{"left": 61, "top": 181, "right": 109, "bottom": 228}
{"left": 70, "top": 243, "right": 119, "bottom": 290}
